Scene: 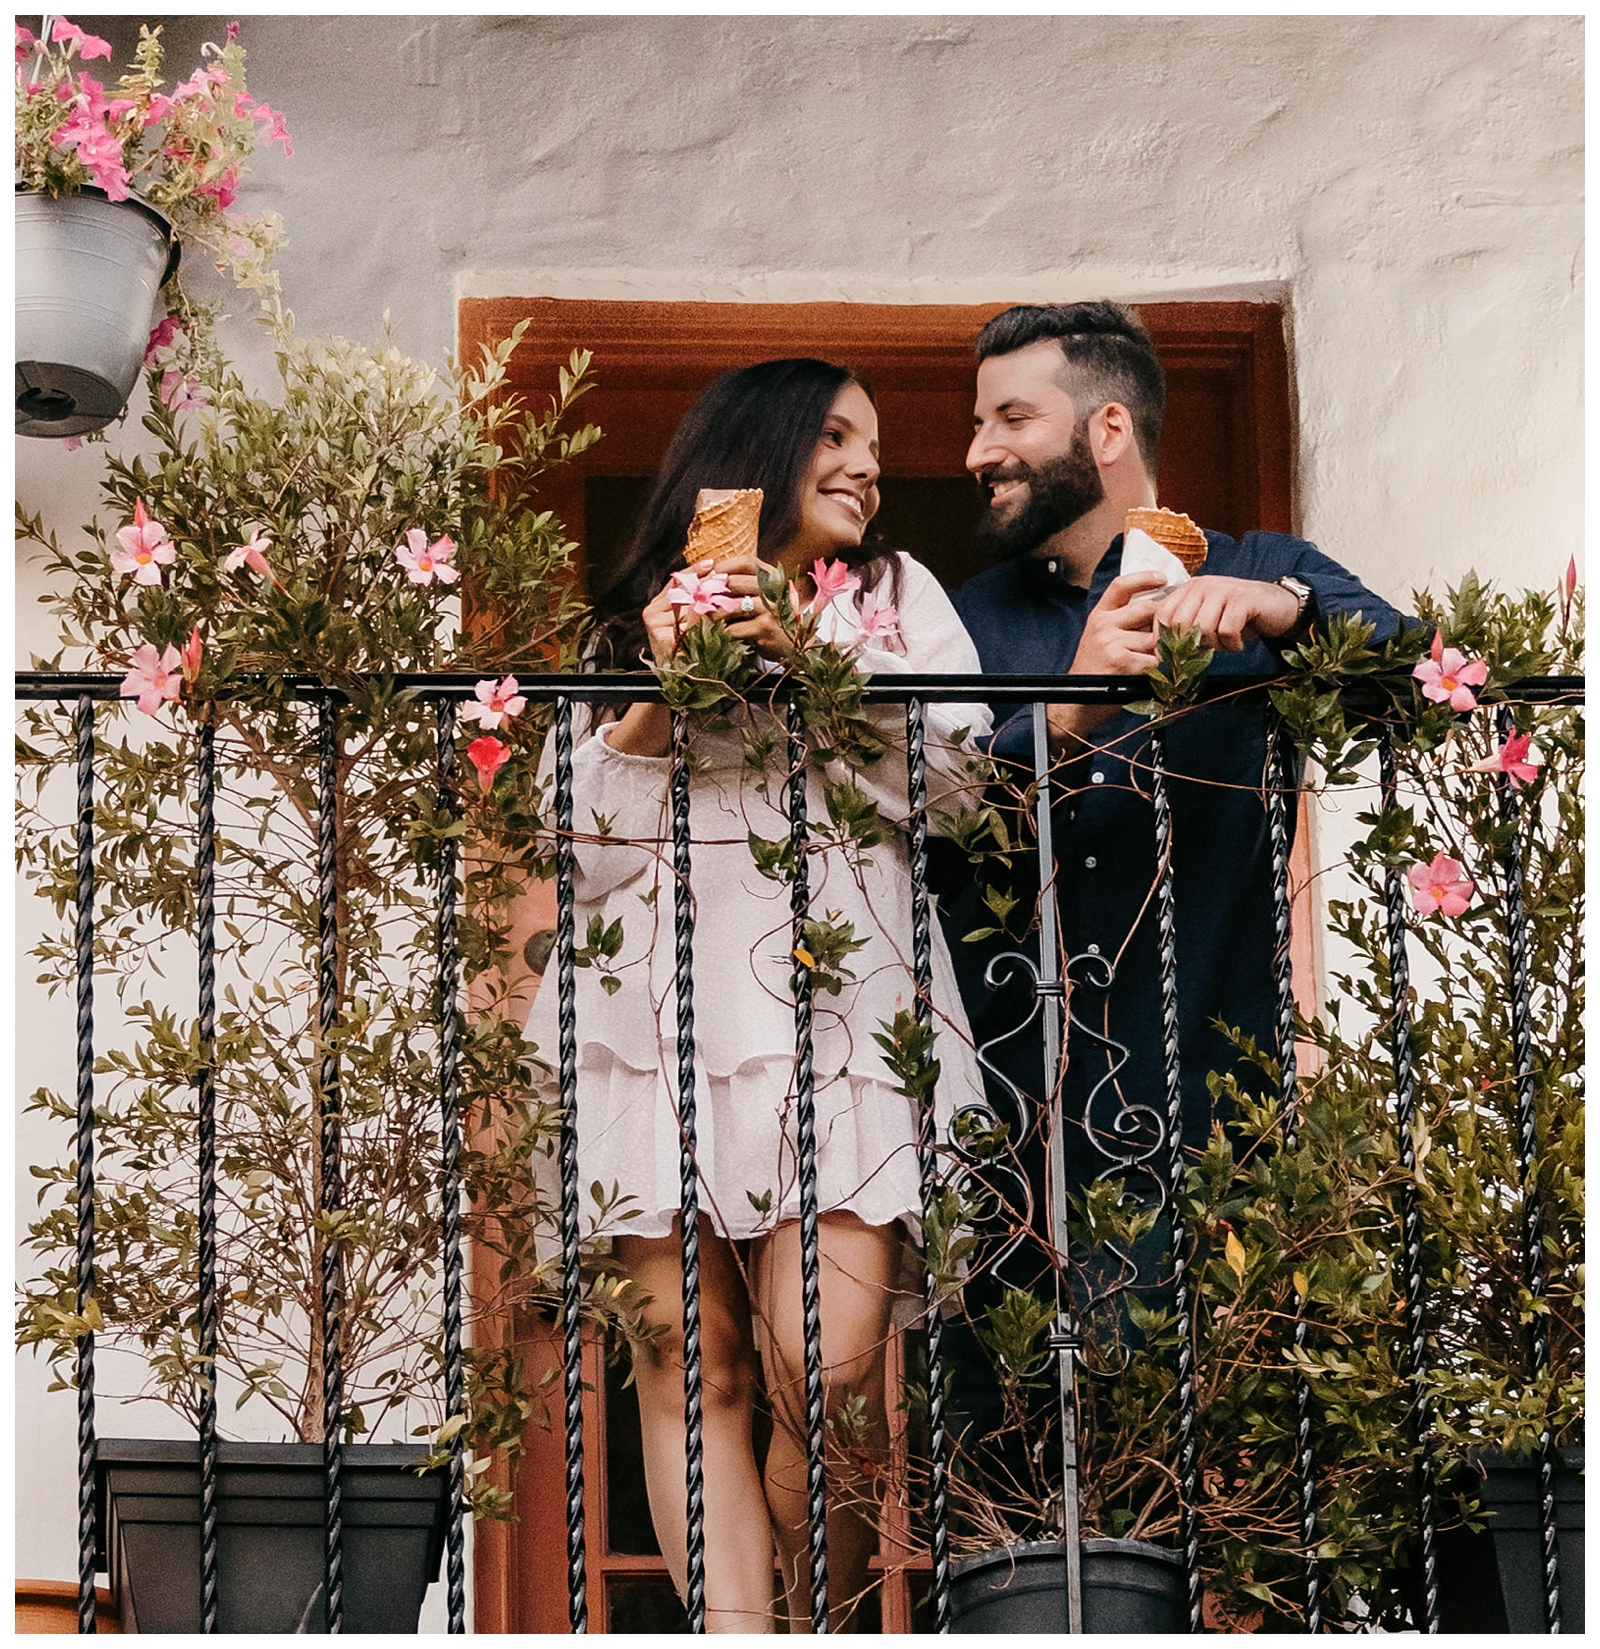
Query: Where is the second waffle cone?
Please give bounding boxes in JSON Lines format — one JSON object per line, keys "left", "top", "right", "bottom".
{"left": 685, "top": 488, "right": 763, "bottom": 567}
{"left": 1125, "top": 506, "right": 1208, "bottom": 574}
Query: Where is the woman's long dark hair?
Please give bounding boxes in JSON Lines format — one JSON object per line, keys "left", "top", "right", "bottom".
{"left": 591, "top": 357, "right": 900, "bottom": 667}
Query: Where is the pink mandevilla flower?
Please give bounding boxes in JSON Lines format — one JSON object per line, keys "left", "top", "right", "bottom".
{"left": 180, "top": 627, "right": 204, "bottom": 682}
{"left": 466, "top": 736, "right": 511, "bottom": 794}
{"left": 51, "top": 18, "right": 113, "bottom": 59}
{"left": 225, "top": 529, "right": 273, "bottom": 578}
{"left": 119, "top": 643, "right": 183, "bottom": 716}
{"left": 667, "top": 568, "right": 739, "bottom": 618}
{"left": 1471, "top": 732, "right": 1541, "bottom": 789}
{"left": 1406, "top": 852, "right": 1476, "bottom": 919}
{"left": 1411, "top": 631, "right": 1489, "bottom": 711}
{"left": 809, "top": 558, "right": 862, "bottom": 613}
{"left": 111, "top": 501, "right": 177, "bottom": 585}
{"left": 461, "top": 676, "right": 528, "bottom": 732}
{"left": 395, "top": 529, "right": 459, "bottom": 585}
{"left": 159, "top": 370, "right": 208, "bottom": 412}
{"left": 856, "top": 592, "right": 901, "bottom": 641}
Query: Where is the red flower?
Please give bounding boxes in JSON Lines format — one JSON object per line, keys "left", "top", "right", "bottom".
{"left": 466, "top": 737, "right": 511, "bottom": 794}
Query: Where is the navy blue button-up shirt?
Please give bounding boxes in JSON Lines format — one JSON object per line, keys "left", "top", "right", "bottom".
{"left": 946, "top": 529, "right": 1406, "bottom": 1186}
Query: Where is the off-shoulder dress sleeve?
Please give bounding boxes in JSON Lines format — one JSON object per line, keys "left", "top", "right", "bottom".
{"left": 535, "top": 703, "right": 672, "bottom": 903}
{"left": 820, "top": 553, "right": 994, "bottom": 824}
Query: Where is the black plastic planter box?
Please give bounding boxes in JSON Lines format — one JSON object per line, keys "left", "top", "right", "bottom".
{"left": 950, "top": 1537, "right": 1187, "bottom": 1633}
{"left": 1434, "top": 1448, "right": 1585, "bottom": 1634}
{"left": 94, "top": 1439, "right": 448, "bottom": 1633}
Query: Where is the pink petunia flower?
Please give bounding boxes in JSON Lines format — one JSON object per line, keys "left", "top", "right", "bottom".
{"left": 111, "top": 500, "right": 177, "bottom": 585}
{"left": 809, "top": 557, "right": 862, "bottom": 613}
{"left": 119, "top": 642, "right": 184, "bottom": 715}
{"left": 159, "top": 369, "right": 208, "bottom": 412}
{"left": 667, "top": 568, "right": 739, "bottom": 618}
{"left": 143, "top": 314, "right": 182, "bottom": 367}
{"left": 1406, "top": 852, "right": 1476, "bottom": 919}
{"left": 140, "top": 92, "right": 171, "bottom": 128}
{"left": 395, "top": 528, "right": 459, "bottom": 585}
{"left": 169, "top": 64, "right": 230, "bottom": 103}
{"left": 15, "top": 24, "right": 36, "bottom": 64}
{"left": 232, "top": 90, "right": 255, "bottom": 119}
{"left": 180, "top": 626, "right": 204, "bottom": 682}
{"left": 1471, "top": 732, "right": 1542, "bottom": 789}
{"left": 196, "top": 166, "right": 239, "bottom": 209}
{"left": 226, "top": 21, "right": 241, "bottom": 42}
{"left": 252, "top": 100, "right": 293, "bottom": 155}
{"left": 855, "top": 592, "right": 901, "bottom": 641}
{"left": 224, "top": 528, "right": 272, "bottom": 578}
{"left": 1412, "top": 631, "right": 1489, "bottom": 712}
{"left": 466, "top": 736, "right": 511, "bottom": 794}
{"left": 460, "top": 675, "right": 528, "bottom": 732}
{"left": 51, "top": 18, "right": 113, "bottom": 59}
{"left": 53, "top": 110, "right": 131, "bottom": 200}
{"left": 62, "top": 436, "right": 84, "bottom": 451}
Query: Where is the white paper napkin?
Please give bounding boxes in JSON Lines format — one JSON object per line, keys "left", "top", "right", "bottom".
{"left": 1120, "top": 526, "right": 1192, "bottom": 594}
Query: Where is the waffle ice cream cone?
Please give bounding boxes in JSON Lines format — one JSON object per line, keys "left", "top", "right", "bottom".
{"left": 1125, "top": 506, "right": 1208, "bottom": 574}
{"left": 685, "top": 488, "right": 763, "bottom": 567}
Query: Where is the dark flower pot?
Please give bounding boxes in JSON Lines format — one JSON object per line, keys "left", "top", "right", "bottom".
{"left": 950, "top": 1537, "right": 1187, "bottom": 1633}
{"left": 1433, "top": 1447, "right": 1585, "bottom": 1633}
{"left": 94, "top": 1439, "right": 448, "bottom": 1634}
{"left": 15, "top": 186, "right": 179, "bottom": 438}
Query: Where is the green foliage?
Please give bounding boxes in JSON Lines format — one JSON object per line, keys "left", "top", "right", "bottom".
{"left": 13, "top": 310, "right": 636, "bottom": 1510}
{"left": 917, "top": 576, "right": 1582, "bottom": 1628}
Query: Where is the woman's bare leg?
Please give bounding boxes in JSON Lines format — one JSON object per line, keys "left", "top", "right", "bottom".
{"left": 615, "top": 1220, "right": 776, "bottom": 1632}
{"left": 751, "top": 1213, "right": 904, "bottom": 1633}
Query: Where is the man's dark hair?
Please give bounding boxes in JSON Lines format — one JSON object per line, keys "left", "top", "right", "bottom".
{"left": 975, "top": 302, "right": 1165, "bottom": 472}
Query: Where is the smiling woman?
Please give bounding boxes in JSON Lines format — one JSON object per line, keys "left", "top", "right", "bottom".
{"left": 511, "top": 355, "right": 994, "bottom": 1632}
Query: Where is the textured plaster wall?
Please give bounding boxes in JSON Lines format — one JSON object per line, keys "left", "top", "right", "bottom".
{"left": 12, "top": 11, "right": 1583, "bottom": 1615}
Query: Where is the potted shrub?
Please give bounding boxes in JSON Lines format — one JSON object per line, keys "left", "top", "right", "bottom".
{"left": 14, "top": 296, "right": 656, "bottom": 1629}
{"left": 14, "top": 16, "right": 285, "bottom": 438}
{"left": 899, "top": 574, "right": 1582, "bottom": 1632}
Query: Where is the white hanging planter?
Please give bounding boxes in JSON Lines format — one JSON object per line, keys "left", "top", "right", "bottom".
{"left": 15, "top": 185, "right": 180, "bottom": 439}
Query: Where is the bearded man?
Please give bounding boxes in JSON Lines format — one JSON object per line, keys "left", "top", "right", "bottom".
{"left": 943, "top": 300, "right": 1405, "bottom": 1273}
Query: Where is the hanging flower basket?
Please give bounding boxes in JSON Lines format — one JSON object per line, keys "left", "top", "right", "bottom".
{"left": 15, "top": 185, "right": 179, "bottom": 438}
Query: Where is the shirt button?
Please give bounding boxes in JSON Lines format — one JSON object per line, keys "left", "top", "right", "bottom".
{"left": 1084, "top": 856, "right": 1097, "bottom": 869}
{"left": 1090, "top": 771, "right": 1105, "bottom": 785}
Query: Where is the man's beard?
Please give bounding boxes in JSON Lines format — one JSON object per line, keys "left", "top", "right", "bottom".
{"left": 975, "top": 420, "right": 1104, "bottom": 559}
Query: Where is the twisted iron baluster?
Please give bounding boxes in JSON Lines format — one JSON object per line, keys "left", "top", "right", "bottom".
{"left": 785, "top": 700, "right": 829, "bottom": 1634}
{"left": 316, "top": 694, "right": 345, "bottom": 1633}
{"left": 1148, "top": 725, "right": 1202, "bottom": 1632}
{"left": 1030, "top": 705, "right": 1083, "bottom": 1634}
{"left": 552, "top": 698, "right": 589, "bottom": 1632}
{"left": 74, "top": 698, "right": 98, "bottom": 1637}
{"left": 433, "top": 702, "right": 467, "bottom": 1634}
{"left": 670, "top": 712, "right": 709, "bottom": 1633}
{"left": 1493, "top": 704, "right": 1561, "bottom": 1633}
{"left": 1377, "top": 732, "right": 1438, "bottom": 1634}
{"left": 195, "top": 716, "right": 221, "bottom": 1634}
{"left": 1264, "top": 726, "right": 1321, "bottom": 1631}
{"left": 903, "top": 702, "right": 952, "bottom": 1633}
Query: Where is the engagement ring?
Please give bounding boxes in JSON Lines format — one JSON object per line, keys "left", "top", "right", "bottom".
{"left": 739, "top": 595, "right": 756, "bottom": 616}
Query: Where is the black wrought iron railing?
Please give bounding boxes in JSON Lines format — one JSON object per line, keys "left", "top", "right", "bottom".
{"left": 13, "top": 668, "right": 1581, "bottom": 1636}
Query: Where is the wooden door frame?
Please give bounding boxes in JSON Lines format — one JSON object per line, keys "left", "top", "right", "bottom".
{"left": 461, "top": 295, "right": 1311, "bottom": 1632}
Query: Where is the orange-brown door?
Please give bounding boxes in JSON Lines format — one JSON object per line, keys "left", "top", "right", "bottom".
{"left": 460, "top": 297, "right": 1300, "bottom": 1633}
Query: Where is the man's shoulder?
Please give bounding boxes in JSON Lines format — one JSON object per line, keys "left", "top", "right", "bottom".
{"left": 949, "top": 558, "right": 1025, "bottom": 620}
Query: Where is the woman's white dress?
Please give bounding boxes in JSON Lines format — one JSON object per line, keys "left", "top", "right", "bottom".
{"left": 523, "top": 553, "right": 993, "bottom": 1248}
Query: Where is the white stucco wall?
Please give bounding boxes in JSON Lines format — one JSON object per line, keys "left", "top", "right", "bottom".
{"left": 13, "top": 11, "right": 1583, "bottom": 1623}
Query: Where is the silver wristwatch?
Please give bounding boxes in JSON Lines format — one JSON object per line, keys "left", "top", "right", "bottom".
{"left": 1276, "top": 574, "right": 1314, "bottom": 638}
